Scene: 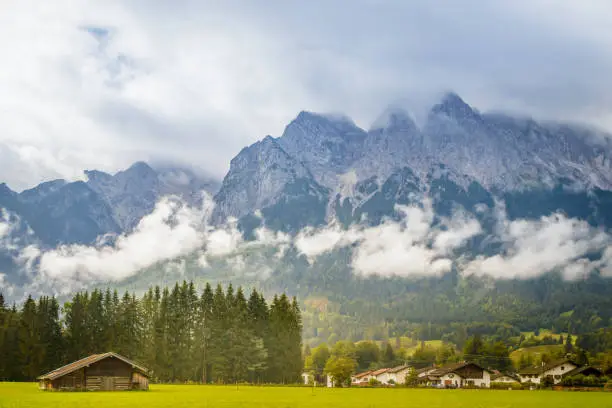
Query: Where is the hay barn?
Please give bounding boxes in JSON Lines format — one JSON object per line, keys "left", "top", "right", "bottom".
{"left": 37, "top": 352, "right": 149, "bottom": 391}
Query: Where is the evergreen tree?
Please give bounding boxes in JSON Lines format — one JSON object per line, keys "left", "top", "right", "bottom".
{"left": 565, "top": 332, "right": 574, "bottom": 354}
{"left": 383, "top": 342, "right": 396, "bottom": 366}
{"left": 18, "top": 296, "right": 44, "bottom": 380}
{"left": 355, "top": 342, "right": 380, "bottom": 371}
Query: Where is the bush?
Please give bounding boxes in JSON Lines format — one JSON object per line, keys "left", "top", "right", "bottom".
{"left": 540, "top": 376, "right": 554, "bottom": 389}
{"left": 368, "top": 378, "right": 381, "bottom": 387}
{"left": 561, "top": 375, "right": 606, "bottom": 388}
{"left": 490, "top": 382, "right": 522, "bottom": 390}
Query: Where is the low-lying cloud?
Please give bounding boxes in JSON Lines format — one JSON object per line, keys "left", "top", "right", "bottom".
{"left": 296, "top": 201, "right": 481, "bottom": 277}
{"left": 463, "top": 213, "right": 612, "bottom": 279}
{"left": 2, "top": 193, "right": 612, "bottom": 299}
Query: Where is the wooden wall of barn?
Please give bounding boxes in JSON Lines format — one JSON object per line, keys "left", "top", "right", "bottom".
{"left": 85, "top": 357, "right": 133, "bottom": 391}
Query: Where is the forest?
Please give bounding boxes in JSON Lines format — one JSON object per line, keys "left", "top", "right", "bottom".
{"left": 0, "top": 282, "right": 303, "bottom": 384}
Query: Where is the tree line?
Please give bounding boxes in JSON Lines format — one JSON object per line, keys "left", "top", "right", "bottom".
{"left": 0, "top": 281, "right": 303, "bottom": 384}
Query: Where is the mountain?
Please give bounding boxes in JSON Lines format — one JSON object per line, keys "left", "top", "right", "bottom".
{"left": 1, "top": 93, "right": 612, "bottom": 343}
{"left": 0, "top": 163, "right": 219, "bottom": 247}
{"left": 213, "top": 93, "right": 612, "bottom": 233}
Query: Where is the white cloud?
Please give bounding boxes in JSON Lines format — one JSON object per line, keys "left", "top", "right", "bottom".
{"left": 296, "top": 200, "right": 481, "bottom": 277}
{"left": 11, "top": 194, "right": 290, "bottom": 294}
{"left": 463, "top": 213, "right": 611, "bottom": 280}
{"left": 37, "top": 196, "right": 206, "bottom": 286}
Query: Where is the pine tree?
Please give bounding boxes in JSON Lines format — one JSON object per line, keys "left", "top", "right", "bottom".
{"left": 18, "top": 296, "right": 44, "bottom": 380}
{"left": 383, "top": 342, "right": 396, "bottom": 366}
{"left": 565, "top": 332, "right": 574, "bottom": 354}
{"left": 209, "top": 284, "right": 228, "bottom": 382}
{"left": 197, "top": 283, "right": 214, "bottom": 383}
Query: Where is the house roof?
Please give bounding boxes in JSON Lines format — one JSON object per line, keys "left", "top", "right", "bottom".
{"left": 415, "top": 367, "right": 437, "bottom": 376}
{"left": 563, "top": 365, "right": 602, "bottom": 378}
{"left": 37, "top": 352, "right": 149, "bottom": 380}
{"left": 429, "top": 361, "right": 486, "bottom": 377}
{"left": 519, "top": 359, "right": 577, "bottom": 376}
{"left": 353, "top": 371, "right": 373, "bottom": 379}
{"left": 388, "top": 365, "right": 411, "bottom": 374}
{"left": 371, "top": 368, "right": 390, "bottom": 376}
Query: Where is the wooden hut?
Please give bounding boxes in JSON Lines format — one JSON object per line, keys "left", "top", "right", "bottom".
{"left": 37, "top": 352, "right": 149, "bottom": 391}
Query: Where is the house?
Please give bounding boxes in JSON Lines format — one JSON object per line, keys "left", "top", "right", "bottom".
{"left": 562, "top": 365, "right": 603, "bottom": 378}
{"left": 351, "top": 370, "right": 373, "bottom": 385}
{"left": 37, "top": 352, "right": 149, "bottom": 391}
{"left": 326, "top": 375, "right": 334, "bottom": 388}
{"left": 423, "top": 362, "right": 491, "bottom": 388}
{"left": 386, "top": 365, "right": 413, "bottom": 385}
{"left": 491, "top": 373, "right": 520, "bottom": 384}
{"left": 371, "top": 368, "right": 391, "bottom": 384}
{"left": 301, "top": 372, "right": 312, "bottom": 385}
{"left": 518, "top": 359, "right": 578, "bottom": 385}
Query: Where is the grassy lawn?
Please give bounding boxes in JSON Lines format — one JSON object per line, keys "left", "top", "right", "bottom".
{"left": 1, "top": 383, "right": 611, "bottom": 408}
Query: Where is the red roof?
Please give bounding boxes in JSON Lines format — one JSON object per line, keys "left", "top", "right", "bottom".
{"left": 353, "top": 371, "right": 373, "bottom": 379}
{"left": 371, "top": 368, "right": 390, "bottom": 376}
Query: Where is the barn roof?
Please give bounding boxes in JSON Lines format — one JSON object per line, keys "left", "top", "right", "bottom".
{"left": 37, "top": 352, "right": 149, "bottom": 380}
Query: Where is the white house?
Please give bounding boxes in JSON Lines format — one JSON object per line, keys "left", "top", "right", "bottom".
{"left": 423, "top": 362, "right": 492, "bottom": 388}
{"left": 518, "top": 359, "right": 579, "bottom": 385}
{"left": 351, "top": 371, "right": 373, "bottom": 385}
{"left": 371, "top": 368, "right": 391, "bottom": 384}
{"left": 326, "top": 375, "right": 334, "bottom": 388}
{"left": 386, "top": 365, "right": 413, "bottom": 384}
{"left": 491, "top": 373, "right": 520, "bottom": 384}
{"left": 301, "top": 372, "right": 313, "bottom": 385}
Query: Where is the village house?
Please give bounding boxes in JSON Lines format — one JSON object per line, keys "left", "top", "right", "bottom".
{"left": 518, "top": 358, "right": 578, "bottom": 385}
{"left": 490, "top": 372, "right": 520, "bottom": 384}
{"left": 372, "top": 368, "right": 392, "bottom": 384}
{"left": 419, "top": 362, "right": 492, "bottom": 388}
{"left": 351, "top": 370, "right": 374, "bottom": 385}
{"left": 37, "top": 352, "right": 149, "bottom": 391}
{"left": 386, "top": 365, "right": 413, "bottom": 384}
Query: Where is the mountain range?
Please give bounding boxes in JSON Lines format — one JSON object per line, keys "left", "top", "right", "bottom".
{"left": 1, "top": 93, "right": 612, "bottom": 335}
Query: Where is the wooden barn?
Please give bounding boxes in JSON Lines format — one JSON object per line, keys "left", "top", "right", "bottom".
{"left": 37, "top": 352, "right": 149, "bottom": 391}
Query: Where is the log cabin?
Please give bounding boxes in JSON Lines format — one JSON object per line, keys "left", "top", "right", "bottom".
{"left": 37, "top": 352, "right": 149, "bottom": 391}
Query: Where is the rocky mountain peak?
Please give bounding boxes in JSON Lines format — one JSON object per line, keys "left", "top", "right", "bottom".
{"left": 430, "top": 92, "right": 479, "bottom": 121}
{"left": 369, "top": 105, "right": 417, "bottom": 133}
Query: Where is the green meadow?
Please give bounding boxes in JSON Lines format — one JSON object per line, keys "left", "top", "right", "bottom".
{"left": 1, "top": 383, "right": 611, "bottom": 408}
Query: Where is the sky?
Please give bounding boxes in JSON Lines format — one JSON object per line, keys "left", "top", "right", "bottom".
{"left": 1, "top": 0, "right": 612, "bottom": 191}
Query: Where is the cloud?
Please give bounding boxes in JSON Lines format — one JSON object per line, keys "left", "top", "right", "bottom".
{"left": 36, "top": 196, "right": 207, "bottom": 286}
{"left": 463, "top": 213, "right": 611, "bottom": 280}
{"left": 2, "top": 1, "right": 612, "bottom": 190}
{"left": 10, "top": 194, "right": 290, "bottom": 295}
{"left": 296, "top": 200, "right": 481, "bottom": 277}
{"left": 4, "top": 192, "right": 612, "bottom": 300}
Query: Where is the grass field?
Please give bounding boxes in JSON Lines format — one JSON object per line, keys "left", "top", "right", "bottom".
{"left": 509, "top": 344, "right": 564, "bottom": 364}
{"left": 1, "top": 383, "right": 611, "bottom": 408}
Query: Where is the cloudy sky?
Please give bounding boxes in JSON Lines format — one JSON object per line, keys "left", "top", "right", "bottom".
{"left": 2, "top": 0, "right": 612, "bottom": 190}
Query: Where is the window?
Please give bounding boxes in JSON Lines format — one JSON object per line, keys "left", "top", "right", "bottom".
{"left": 560, "top": 366, "right": 564, "bottom": 370}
